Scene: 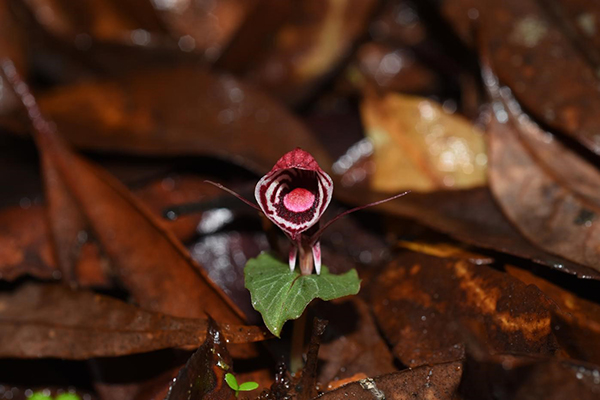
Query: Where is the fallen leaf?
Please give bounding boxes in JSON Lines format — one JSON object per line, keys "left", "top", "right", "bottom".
{"left": 153, "top": 0, "right": 257, "bottom": 57}
{"left": 316, "top": 297, "right": 397, "bottom": 385}
{"left": 359, "top": 89, "right": 486, "bottom": 192}
{"left": 507, "top": 265, "right": 600, "bottom": 365}
{"left": 317, "top": 361, "right": 463, "bottom": 400}
{"left": 480, "top": 0, "right": 600, "bottom": 155}
{"left": 233, "top": 0, "right": 380, "bottom": 105}
{"left": 165, "top": 318, "right": 235, "bottom": 400}
{"left": 461, "top": 352, "right": 600, "bottom": 400}
{"left": 486, "top": 73, "right": 600, "bottom": 276}
{"left": 335, "top": 185, "right": 600, "bottom": 279}
{"left": 4, "top": 66, "right": 331, "bottom": 174}
{"left": 21, "top": 0, "right": 164, "bottom": 44}
{"left": 1, "top": 62, "right": 245, "bottom": 322}
{"left": 0, "top": 282, "right": 270, "bottom": 359}
{"left": 370, "top": 251, "right": 559, "bottom": 367}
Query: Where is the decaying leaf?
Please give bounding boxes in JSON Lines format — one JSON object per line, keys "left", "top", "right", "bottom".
{"left": 0, "top": 283, "right": 270, "bottom": 359}
{"left": 2, "top": 62, "right": 245, "bottom": 323}
{"left": 318, "top": 361, "right": 463, "bottom": 400}
{"left": 486, "top": 76, "right": 600, "bottom": 276}
{"left": 165, "top": 318, "right": 235, "bottom": 400}
{"left": 507, "top": 265, "right": 600, "bottom": 365}
{"left": 234, "top": 0, "right": 379, "bottom": 105}
{"left": 335, "top": 186, "right": 600, "bottom": 279}
{"left": 316, "top": 297, "right": 397, "bottom": 385}
{"left": 359, "top": 89, "right": 486, "bottom": 192}
{"left": 370, "top": 251, "right": 559, "bottom": 367}
{"left": 4, "top": 66, "right": 331, "bottom": 174}
{"left": 480, "top": 0, "right": 600, "bottom": 155}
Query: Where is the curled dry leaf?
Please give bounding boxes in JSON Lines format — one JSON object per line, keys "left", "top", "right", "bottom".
{"left": 507, "top": 265, "right": 600, "bottom": 365}
{"left": 486, "top": 76, "right": 600, "bottom": 276}
{"left": 370, "top": 251, "right": 559, "bottom": 367}
{"left": 4, "top": 66, "right": 330, "bottom": 174}
{"left": 318, "top": 361, "right": 463, "bottom": 400}
{"left": 359, "top": 90, "right": 486, "bottom": 192}
{"left": 165, "top": 318, "right": 235, "bottom": 400}
{"left": 0, "top": 283, "right": 270, "bottom": 359}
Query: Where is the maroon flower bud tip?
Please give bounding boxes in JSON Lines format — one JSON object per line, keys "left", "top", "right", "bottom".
{"left": 255, "top": 148, "right": 333, "bottom": 241}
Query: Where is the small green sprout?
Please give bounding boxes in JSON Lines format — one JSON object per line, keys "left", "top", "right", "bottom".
{"left": 225, "top": 373, "right": 259, "bottom": 397}
{"left": 29, "top": 392, "right": 81, "bottom": 400}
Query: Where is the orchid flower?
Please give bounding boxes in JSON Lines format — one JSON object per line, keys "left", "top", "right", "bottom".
{"left": 207, "top": 148, "right": 408, "bottom": 275}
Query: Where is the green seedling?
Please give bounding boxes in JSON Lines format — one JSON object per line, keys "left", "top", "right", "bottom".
{"left": 29, "top": 393, "right": 81, "bottom": 400}
{"left": 225, "top": 373, "right": 259, "bottom": 397}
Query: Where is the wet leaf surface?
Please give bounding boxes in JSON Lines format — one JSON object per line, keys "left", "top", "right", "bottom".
{"left": 0, "top": 282, "right": 270, "bottom": 359}
{"left": 231, "top": 0, "right": 380, "bottom": 106}
{"left": 3, "top": 66, "right": 331, "bottom": 174}
{"left": 165, "top": 318, "right": 235, "bottom": 400}
{"left": 317, "top": 361, "right": 463, "bottom": 400}
{"left": 315, "top": 297, "right": 397, "bottom": 385}
{"left": 359, "top": 89, "right": 486, "bottom": 192}
{"left": 506, "top": 265, "right": 600, "bottom": 365}
{"left": 460, "top": 353, "right": 600, "bottom": 400}
{"left": 370, "top": 251, "right": 559, "bottom": 367}
{"left": 3, "top": 1, "right": 600, "bottom": 398}
{"left": 245, "top": 253, "right": 360, "bottom": 337}
{"left": 486, "top": 77, "right": 600, "bottom": 276}
{"left": 336, "top": 186, "right": 600, "bottom": 279}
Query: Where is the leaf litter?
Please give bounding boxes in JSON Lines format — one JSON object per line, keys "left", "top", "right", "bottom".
{"left": 2, "top": 0, "right": 600, "bottom": 399}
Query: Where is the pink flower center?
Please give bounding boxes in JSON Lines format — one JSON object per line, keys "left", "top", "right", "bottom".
{"left": 283, "top": 188, "right": 315, "bottom": 213}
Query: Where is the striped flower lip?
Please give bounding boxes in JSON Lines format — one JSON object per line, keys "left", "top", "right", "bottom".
{"left": 254, "top": 148, "right": 333, "bottom": 241}
{"left": 206, "top": 148, "right": 408, "bottom": 275}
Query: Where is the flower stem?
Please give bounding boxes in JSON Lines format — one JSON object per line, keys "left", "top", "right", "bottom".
{"left": 290, "top": 309, "right": 308, "bottom": 374}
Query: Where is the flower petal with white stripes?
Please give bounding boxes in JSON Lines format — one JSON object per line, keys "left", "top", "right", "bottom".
{"left": 206, "top": 148, "right": 408, "bottom": 275}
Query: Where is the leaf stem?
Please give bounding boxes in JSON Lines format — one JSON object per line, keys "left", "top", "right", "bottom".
{"left": 290, "top": 309, "right": 308, "bottom": 374}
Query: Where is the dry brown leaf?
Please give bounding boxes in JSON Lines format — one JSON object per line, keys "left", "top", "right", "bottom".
{"left": 360, "top": 90, "right": 486, "bottom": 192}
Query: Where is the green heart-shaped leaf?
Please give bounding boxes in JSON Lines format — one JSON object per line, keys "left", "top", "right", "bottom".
{"left": 245, "top": 253, "right": 361, "bottom": 336}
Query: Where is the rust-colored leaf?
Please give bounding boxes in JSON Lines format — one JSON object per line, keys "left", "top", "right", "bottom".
{"left": 0, "top": 282, "right": 270, "bottom": 359}
{"left": 507, "top": 265, "right": 600, "bottom": 365}
{"left": 153, "top": 0, "right": 257, "bottom": 57}
{"left": 231, "top": 0, "right": 379, "bottom": 105}
{"left": 480, "top": 0, "right": 600, "bottom": 155}
{"left": 21, "top": 0, "right": 163, "bottom": 44}
{"left": 165, "top": 318, "right": 235, "bottom": 400}
{"left": 461, "top": 353, "right": 600, "bottom": 400}
{"left": 486, "top": 74, "right": 600, "bottom": 276}
{"left": 318, "top": 361, "right": 463, "bottom": 400}
{"left": 1, "top": 62, "right": 245, "bottom": 323}
{"left": 5, "top": 66, "right": 331, "bottom": 174}
{"left": 357, "top": 89, "right": 486, "bottom": 193}
{"left": 316, "top": 298, "right": 396, "bottom": 385}
{"left": 0, "top": 205, "right": 57, "bottom": 281}
{"left": 370, "top": 251, "right": 559, "bottom": 367}
{"left": 335, "top": 185, "right": 600, "bottom": 279}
